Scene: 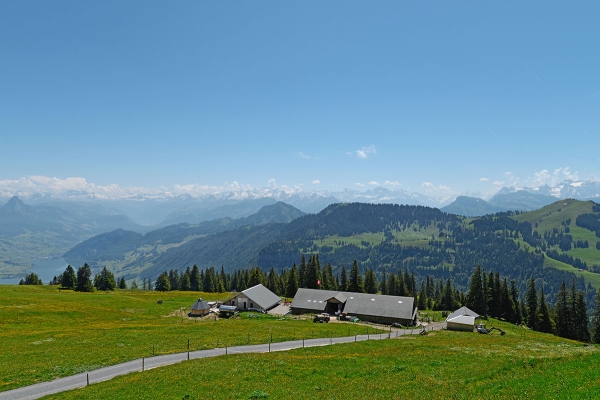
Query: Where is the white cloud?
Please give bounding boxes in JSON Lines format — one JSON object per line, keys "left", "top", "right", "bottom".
{"left": 369, "top": 181, "right": 380, "bottom": 186}
{"left": 493, "top": 181, "right": 504, "bottom": 186}
{"left": 355, "top": 182, "right": 365, "bottom": 187}
{"left": 297, "top": 152, "right": 311, "bottom": 159}
{"left": 384, "top": 181, "right": 400, "bottom": 187}
{"left": 421, "top": 182, "right": 455, "bottom": 201}
{"left": 350, "top": 145, "right": 377, "bottom": 159}
{"left": 312, "top": 180, "right": 320, "bottom": 184}
{"left": 479, "top": 178, "right": 489, "bottom": 182}
{"left": 267, "top": 179, "right": 277, "bottom": 189}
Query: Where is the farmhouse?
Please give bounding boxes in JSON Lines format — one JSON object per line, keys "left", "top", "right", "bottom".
{"left": 291, "top": 288, "right": 417, "bottom": 325}
{"left": 224, "top": 284, "right": 281, "bottom": 312}
{"left": 189, "top": 298, "right": 211, "bottom": 317}
{"left": 446, "top": 306, "right": 479, "bottom": 332}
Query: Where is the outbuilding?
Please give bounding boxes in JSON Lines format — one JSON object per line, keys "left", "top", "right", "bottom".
{"left": 224, "top": 284, "right": 281, "bottom": 312}
{"left": 291, "top": 288, "right": 417, "bottom": 325}
{"left": 445, "top": 306, "right": 479, "bottom": 331}
{"left": 189, "top": 298, "right": 211, "bottom": 317}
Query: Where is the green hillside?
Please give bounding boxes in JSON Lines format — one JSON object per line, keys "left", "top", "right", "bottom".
{"left": 47, "top": 321, "right": 599, "bottom": 400}
{"left": 0, "top": 285, "right": 380, "bottom": 393}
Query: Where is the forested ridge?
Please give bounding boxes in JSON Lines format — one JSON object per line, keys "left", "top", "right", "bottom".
{"left": 65, "top": 201, "right": 600, "bottom": 305}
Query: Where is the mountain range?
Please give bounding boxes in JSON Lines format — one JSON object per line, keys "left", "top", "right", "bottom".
{"left": 63, "top": 199, "right": 600, "bottom": 307}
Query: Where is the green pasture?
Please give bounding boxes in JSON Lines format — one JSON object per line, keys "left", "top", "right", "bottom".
{"left": 45, "top": 320, "right": 600, "bottom": 399}
{"left": 0, "top": 285, "right": 382, "bottom": 392}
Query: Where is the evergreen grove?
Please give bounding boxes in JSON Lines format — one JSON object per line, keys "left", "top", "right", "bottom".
{"left": 45, "top": 257, "right": 600, "bottom": 343}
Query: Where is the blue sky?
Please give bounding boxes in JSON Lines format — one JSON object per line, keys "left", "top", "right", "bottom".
{"left": 1, "top": 2, "right": 599, "bottom": 199}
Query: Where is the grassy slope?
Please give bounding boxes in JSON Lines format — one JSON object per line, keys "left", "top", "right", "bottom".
{"left": 514, "top": 199, "right": 600, "bottom": 286}
{"left": 45, "top": 320, "right": 600, "bottom": 400}
{"left": 0, "top": 286, "right": 382, "bottom": 392}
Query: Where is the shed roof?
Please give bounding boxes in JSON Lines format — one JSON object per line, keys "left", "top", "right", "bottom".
{"left": 190, "top": 298, "right": 210, "bottom": 311}
{"left": 291, "top": 288, "right": 415, "bottom": 320}
{"left": 446, "top": 315, "right": 476, "bottom": 326}
{"left": 447, "top": 306, "right": 480, "bottom": 320}
{"left": 241, "top": 284, "right": 281, "bottom": 310}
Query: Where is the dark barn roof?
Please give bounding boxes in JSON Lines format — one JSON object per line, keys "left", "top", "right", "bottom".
{"left": 291, "top": 288, "right": 416, "bottom": 321}
{"left": 190, "top": 298, "right": 210, "bottom": 311}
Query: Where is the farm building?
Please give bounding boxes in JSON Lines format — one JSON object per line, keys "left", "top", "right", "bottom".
{"left": 189, "top": 298, "right": 211, "bottom": 317}
{"left": 223, "top": 284, "right": 281, "bottom": 312}
{"left": 446, "top": 306, "right": 479, "bottom": 332}
{"left": 290, "top": 288, "right": 417, "bottom": 325}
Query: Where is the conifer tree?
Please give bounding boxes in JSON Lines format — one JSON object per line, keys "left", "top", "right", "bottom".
{"left": 286, "top": 264, "right": 299, "bottom": 299}
{"left": 180, "top": 273, "right": 191, "bottom": 291}
{"left": 387, "top": 272, "right": 397, "bottom": 296}
{"left": 155, "top": 271, "right": 171, "bottom": 292}
{"left": 466, "top": 265, "right": 485, "bottom": 316}
{"left": 537, "top": 287, "right": 554, "bottom": 333}
{"left": 305, "top": 255, "right": 322, "bottom": 289}
{"left": 339, "top": 265, "right": 348, "bottom": 291}
{"left": 591, "top": 289, "right": 600, "bottom": 343}
{"left": 554, "top": 281, "right": 570, "bottom": 338}
{"left": 75, "top": 264, "right": 94, "bottom": 292}
{"left": 364, "top": 268, "right": 378, "bottom": 294}
{"left": 526, "top": 276, "right": 538, "bottom": 330}
{"left": 61, "top": 265, "right": 77, "bottom": 289}
{"left": 190, "top": 265, "right": 201, "bottom": 291}
{"left": 380, "top": 269, "right": 388, "bottom": 295}
{"left": 267, "top": 268, "right": 281, "bottom": 295}
{"left": 348, "top": 259, "right": 364, "bottom": 293}
{"left": 298, "top": 254, "right": 307, "bottom": 288}
{"left": 130, "top": 278, "right": 138, "bottom": 290}
{"left": 417, "top": 282, "right": 428, "bottom": 310}
{"left": 573, "top": 291, "right": 590, "bottom": 342}
{"left": 118, "top": 277, "right": 127, "bottom": 289}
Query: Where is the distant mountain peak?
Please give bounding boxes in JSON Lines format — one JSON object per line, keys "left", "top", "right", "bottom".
{"left": 1, "top": 196, "right": 32, "bottom": 216}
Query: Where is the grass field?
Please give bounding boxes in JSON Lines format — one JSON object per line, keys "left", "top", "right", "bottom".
{"left": 44, "top": 320, "right": 600, "bottom": 400}
{"left": 0, "top": 285, "right": 383, "bottom": 393}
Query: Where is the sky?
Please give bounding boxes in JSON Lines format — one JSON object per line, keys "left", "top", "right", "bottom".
{"left": 1, "top": 1, "right": 599, "bottom": 200}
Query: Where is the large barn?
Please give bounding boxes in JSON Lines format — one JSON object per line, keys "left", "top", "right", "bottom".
{"left": 223, "top": 284, "right": 281, "bottom": 312}
{"left": 291, "top": 288, "right": 417, "bottom": 325}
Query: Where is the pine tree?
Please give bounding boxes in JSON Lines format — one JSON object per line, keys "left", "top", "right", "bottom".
{"left": 591, "top": 289, "right": 600, "bottom": 343}
{"left": 537, "top": 287, "right": 554, "bottom": 334}
{"left": 339, "top": 265, "right": 348, "bottom": 291}
{"left": 180, "top": 273, "right": 191, "bottom": 291}
{"left": 298, "top": 254, "right": 307, "bottom": 288}
{"left": 75, "top": 264, "right": 94, "bottom": 292}
{"left": 554, "top": 281, "right": 570, "bottom": 338}
{"left": 168, "top": 269, "right": 180, "bottom": 291}
{"left": 441, "top": 278, "right": 456, "bottom": 311}
{"left": 155, "top": 271, "right": 171, "bottom": 292}
{"left": 380, "top": 269, "right": 388, "bottom": 295}
{"left": 305, "top": 255, "right": 322, "bottom": 289}
{"left": 466, "top": 265, "right": 485, "bottom": 316}
{"left": 190, "top": 265, "right": 201, "bottom": 291}
{"left": 248, "top": 267, "right": 264, "bottom": 288}
{"left": 348, "top": 259, "right": 364, "bottom": 293}
{"left": 94, "top": 267, "right": 116, "bottom": 291}
{"left": 526, "top": 276, "right": 538, "bottom": 330}
{"left": 130, "top": 279, "right": 138, "bottom": 290}
{"left": 387, "top": 273, "right": 397, "bottom": 296}
{"left": 573, "top": 291, "right": 590, "bottom": 342}
{"left": 364, "top": 268, "right": 378, "bottom": 294}
{"left": 417, "top": 282, "right": 428, "bottom": 310}
{"left": 267, "top": 268, "right": 281, "bottom": 295}
{"left": 61, "top": 265, "right": 77, "bottom": 289}
{"left": 118, "top": 277, "right": 127, "bottom": 289}
{"left": 286, "top": 264, "right": 299, "bottom": 299}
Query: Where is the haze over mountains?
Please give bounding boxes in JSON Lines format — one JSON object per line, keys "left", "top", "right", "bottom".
{"left": 2, "top": 179, "right": 600, "bottom": 224}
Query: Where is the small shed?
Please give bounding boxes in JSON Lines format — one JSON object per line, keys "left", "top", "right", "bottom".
{"left": 189, "top": 298, "right": 210, "bottom": 317}
{"left": 447, "top": 306, "right": 480, "bottom": 320}
{"left": 446, "top": 315, "right": 476, "bottom": 332}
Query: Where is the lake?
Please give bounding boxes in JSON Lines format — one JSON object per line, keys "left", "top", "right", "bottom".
{"left": 0, "top": 258, "right": 70, "bottom": 285}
